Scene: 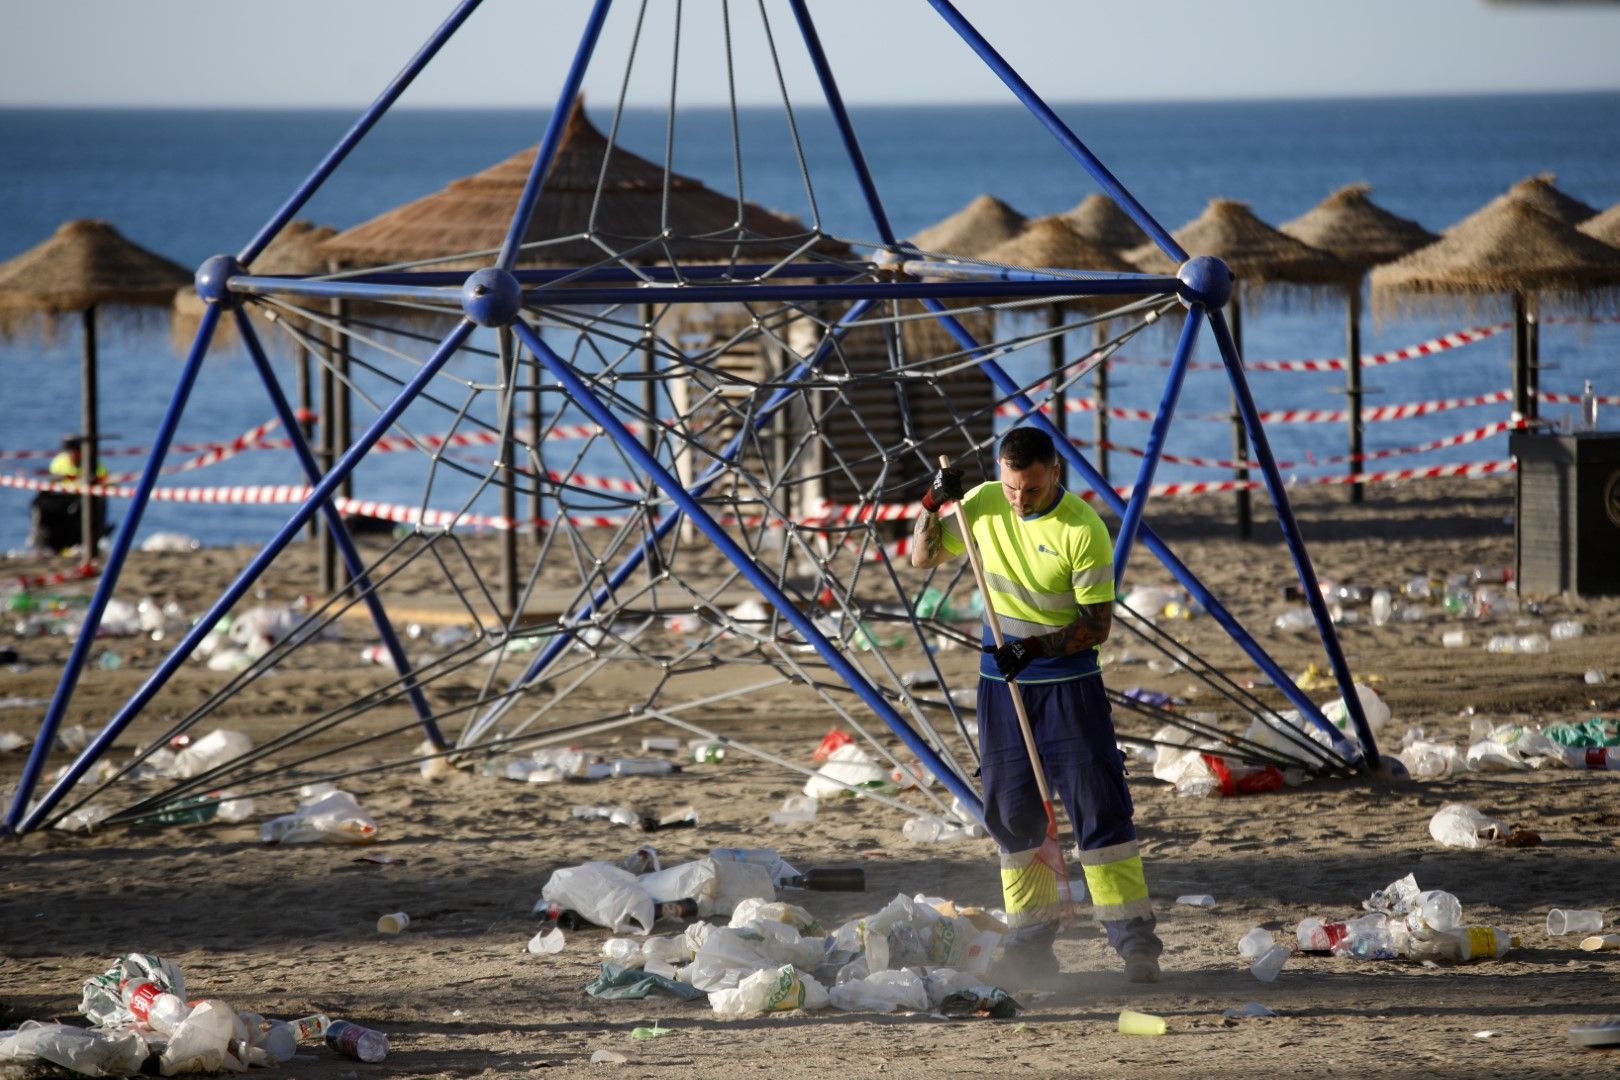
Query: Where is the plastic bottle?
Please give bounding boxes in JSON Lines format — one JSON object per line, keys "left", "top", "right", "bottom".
{"left": 1370, "top": 590, "right": 1393, "bottom": 627}
{"left": 610, "top": 757, "right": 679, "bottom": 777}
{"left": 1485, "top": 635, "right": 1519, "bottom": 654}
{"left": 150, "top": 793, "right": 223, "bottom": 826}
{"left": 119, "top": 978, "right": 189, "bottom": 1035}
{"left": 1406, "top": 926, "right": 1517, "bottom": 962}
{"left": 1581, "top": 379, "right": 1598, "bottom": 432}
{"left": 1441, "top": 629, "right": 1470, "bottom": 649}
{"left": 533, "top": 902, "right": 593, "bottom": 930}
{"left": 655, "top": 898, "right": 700, "bottom": 922}
{"left": 1517, "top": 633, "right": 1550, "bottom": 655}
{"left": 1549, "top": 620, "right": 1584, "bottom": 641}
{"left": 689, "top": 740, "right": 727, "bottom": 764}
{"left": 1295, "top": 916, "right": 1349, "bottom": 953}
{"left": 1406, "top": 890, "right": 1463, "bottom": 934}
{"left": 256, "top": 1019, "right": 297, "bottom": 1064}
{"left": 324, "top": 1020, "right": 387, "bottom": 1063}
{"left": 291, "top": 1014, "right": 332, "bottom": 1041}
{"left": 781, "top": 867, "right": 866, "bottom": 892}
{"left": 1331, "top": 913, "right": 1398, "bottom": 960}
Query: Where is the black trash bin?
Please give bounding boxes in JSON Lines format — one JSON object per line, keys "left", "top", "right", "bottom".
{"left": 1509, "top": 430, "right": 1620, "bottom": 598}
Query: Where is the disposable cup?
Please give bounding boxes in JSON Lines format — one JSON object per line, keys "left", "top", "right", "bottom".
{"left": 1546, "top": 909, "right": 1602, "bottom": 936}
{"left": 1578, "top": 934, "right": 1620, "bottom": 952}
{"left": 377, "top": 911, "right": 411, "bottom": 934}
{"left": 1117, "top": 1008, "right": 1167, "bottom": 1036}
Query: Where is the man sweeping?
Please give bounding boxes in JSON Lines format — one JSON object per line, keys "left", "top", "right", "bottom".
{"left": 911, "top": 426, "right": 1162, "bottom": 984}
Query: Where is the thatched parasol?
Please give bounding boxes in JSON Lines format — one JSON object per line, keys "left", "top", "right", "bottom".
{"left": 1372, "top": 198, "right": 1620, "bottom": 420}
{"left": 1057, "top": 193, "right": 1151, "bottom": 254}
{"left": 0, "top": 219, "right": 189, "bottom": 558}
{"left": 1128, "top": 199, "right": 1353, "bottom": 538}
{"left": 1578, "top": 202, "right": 1620, "bottom": 249}
{"left": 908, "top": 194, "right": 1028, "bottom": 257}
{"left": 1282, "top": 184, "right": 1437, "bottom": 502}
{"left": 320, "top": 99, "right": 838, "bottom": 269}
{"left": 1445, "top": 173, "right": 1598, "bottom": 235}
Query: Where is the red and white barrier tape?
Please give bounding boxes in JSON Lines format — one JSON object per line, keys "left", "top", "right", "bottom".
{"left": 1083, "top": 417, "right": 1528, "bottom": 470}
{"left": 1116, "top": 321, "right": 1512, "bottom": 373}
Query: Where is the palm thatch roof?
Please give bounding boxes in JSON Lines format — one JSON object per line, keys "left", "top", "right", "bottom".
{"left": 1127, "top": 198, "right": 1355, "bottom": 292}
{"left": 908, "top": 194, "right": 1028, "bottom": 258}
{"left": 1057, "top": 193, "right": 1151, "bottom": 253}
{"left": 0, "top": 219, "right": 189, "bottom": 332}
{"left": 976, "top": 216, "right": 1139, "bottom": 312}
{"left": 1445, "top": 173, "right": 1598, "bottom": 234}
{"left": 1577, "top": 202, "right": 1620, "bottom": 249}
{"left": 1279, "top": 184, "right": 1437, "bottom": 274}
{"left": 320, "top": 100, "right": 839, "bottom": 268}
{"left": 1371, "top": 199, "right": 1620, "bottom": 316}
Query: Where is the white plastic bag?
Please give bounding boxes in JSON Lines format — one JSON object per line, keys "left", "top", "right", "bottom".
{"left": 0, "top": 1022, "right": 147, "bottom": 1078}
{"left": 540, "top": 861, "right": 655, "bottom": 935}
{"left": 1321, "top": 683, "right": 1390, "bottom": 734}
{"left": 159, "top": 999, "right": 244, "bottom": 1075}
{"left": 803, "top": 743, "right": 889, "bottom": 799}
{"left": 172, "top": 729, "right": 253, "bottom": 780}
{"left": 828, "top": 968, "right": 930, "bottom": 1013}
{"left": 708, "top": 965, "right": 828, "bottom": 1015}
{"left": 1429, "top": 802, "right": 1508, "bottom": 849}
{"left": 259, "top": 790, "right": 377, "bottom": 845}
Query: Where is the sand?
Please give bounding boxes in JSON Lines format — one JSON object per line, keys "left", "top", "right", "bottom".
{"left": 2, "top": 476, "right": 1619, "bottom": 1078}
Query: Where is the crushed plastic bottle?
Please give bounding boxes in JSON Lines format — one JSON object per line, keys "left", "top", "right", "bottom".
{"left": 324, "top": 1020, "right": 388, "bottom": 1063}
{"left": 1296, "top": 916, "right": 1349, "bottom": 953}
{"left": 1331, "top": 913, "right": 1399, "bottom": 960}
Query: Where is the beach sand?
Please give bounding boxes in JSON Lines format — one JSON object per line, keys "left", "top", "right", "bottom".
{"left": 2, "top": 476, "right": 1619, "bottom": 1078}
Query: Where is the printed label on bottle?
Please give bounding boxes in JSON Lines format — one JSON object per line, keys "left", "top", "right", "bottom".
{"left": 1465, "top": 927, "right": 1498, "bottom": 958}
{"left": 126, "top": 981, "right": 162, "bottom": 1021}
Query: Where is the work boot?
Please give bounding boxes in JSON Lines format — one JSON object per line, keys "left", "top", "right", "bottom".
{"left": 989, "top": 926, "right": 1061, "bottom": 989}
{"left": 1124, "top": 950, "right": 1161, "bottom": 984}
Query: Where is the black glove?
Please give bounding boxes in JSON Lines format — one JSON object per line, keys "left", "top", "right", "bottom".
{"left": 987, "top": 636, "right": 1046, "bottom": 680}
{"left": 919, "top": 465, "right": 965, "bottom": 513}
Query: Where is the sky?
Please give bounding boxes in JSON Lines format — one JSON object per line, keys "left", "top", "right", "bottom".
{"left": 1, "top": 0, "right": 1619, "bottom": 108}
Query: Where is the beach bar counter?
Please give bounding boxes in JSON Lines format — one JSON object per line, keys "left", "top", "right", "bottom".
{"left": 1510, "top": 430, "right": 1620, "bottom": 597}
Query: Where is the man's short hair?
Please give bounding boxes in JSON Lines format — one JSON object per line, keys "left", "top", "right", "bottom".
{"left": 998, "top": 426, "right": 1058, "bottom": 470}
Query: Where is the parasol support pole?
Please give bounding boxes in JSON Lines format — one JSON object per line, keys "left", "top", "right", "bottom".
{"left": 1047, "top": 304, "right": 1069, "bottom": 486}
{"left": 1228, "top": 295, "right": 1252, "bottom": 539}
{"left": 1346, "top": 285, "right": 1364, "bottom": 504}
{"left": 1093, "top": 322, "right": 1110, "bottom": 487}
{"left": 79, "top": 304, "right": 99, "bottom": 566}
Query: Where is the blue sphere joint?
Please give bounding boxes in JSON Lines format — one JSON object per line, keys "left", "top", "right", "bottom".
{"left": 461, "top": 268, "right": 523, "bottom": 327}
{"left": 1176, "top": 255, "right": 1234, "bottom": 310}
{"left": 195, "top": 255, "right": 246, "bottom": 309}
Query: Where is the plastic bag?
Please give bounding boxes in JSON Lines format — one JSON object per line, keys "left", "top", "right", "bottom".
{"left": 1429, "top": 803, "right": 1508, "bottom": 849}
{"left": 540, "top": 861, "right": 655, "bottom": 935}
{"left": 259, "top": 790, "right": 377, "bottom": 845}
{"left": 708, "top": 965, "right": 828, "bottom": 1015}
{"left": 687, "top": 924, "right": 826, "bottom": 991}
{"left": 1321, "top": 683, "right": 1390, "bottom": 734}
{"left": 172, "top": 729, "right": 253, "bottom": 780}
{"left": 828, "top": 968, "right": 929, "bottom": 1013}
{"left": 0, "top": 1021, "right": 147, "bottom": 1077}
{"left": 802, "top": 743, "right": 889, "bottom": 799}
{"left": 159, "top": 999, "right": 244, "bottom": 1075}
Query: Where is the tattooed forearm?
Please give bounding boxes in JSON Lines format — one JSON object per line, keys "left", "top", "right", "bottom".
{"left": 910, "top": 510, "right": 947, "bottom": 569}
{"left": 1036, "top": 600, "right": 1112, "bottom": 655}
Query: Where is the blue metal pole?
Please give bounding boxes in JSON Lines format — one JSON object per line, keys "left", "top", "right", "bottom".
{"left": 787, "top": 0, "right": 899, "bottom": 247}
{"left": 512, "top": 321, "right": 984, "bottom": 819}
{"left": 226, "top": 274, "right": 1183, "bottom": 309}
{"left": 237, "top": 0, "right": 486, "bottom": 266}
{"left": 1206, "top": 310, "right": 1380, "bottom": 767}
{"left": 924, "top": 0, "right": 1187, "bottom": 265}
{"left": 1113, "top": 305, "right": 1203, "bottom": 584}
{"left": 3, "top": 306, "right": 224, "bottom": 833}
{"left": 460, "top": 300, "right": 878, "bottom": 747}
{"left": 234, "top": 310, "right": 445, "bottom": 748}
{"left": 15, "top": 321, "right": 477, "bottom": 834}
{"left": 495, "top": 0, "right": 615, "bottom": 270}
{"left": 920, "top": 297, "right": 1356, "bottom": 760}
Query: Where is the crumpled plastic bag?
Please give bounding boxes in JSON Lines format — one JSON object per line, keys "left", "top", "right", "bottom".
{"left": 585, "top": 961, "right": 706, "bottom": 1001}
{"left": 259, "top": 790, "right": 377, "bottom": 845}
{"left": 159, "top": 999, "right": 246, "bottom": 1075}
{"left": 541, "top": 861, "right": 655, "bottom": 935}
{"left": 80, "top": 952, "right": 187, "bottom": 1027}
{"left": 639, "top": 857, "right": 774, "bottom": 917}
{"left": 828, "top": 968, "right": 929, "bottom": 1013}
{"left": 708, "top": 964, "right": 828, "bottom": 1015}
{"left": 685, "top": 923, "right": 827, "bottom": 992}
{"left": 802, "top": 743, "right": 889, "bottom": 799}
{"left": 172, "top": 729, "right": 253, "bottom": 780}
{"left": 0, "top": 1022, "right": 148, "bottom": 1077}
{"left": 1429, "top": 803, "right": 1509, "bottom": 850}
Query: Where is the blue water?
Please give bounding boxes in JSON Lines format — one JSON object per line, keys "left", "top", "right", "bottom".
{"left": 2, "top": 93, "right": 1618, "bottom": 550}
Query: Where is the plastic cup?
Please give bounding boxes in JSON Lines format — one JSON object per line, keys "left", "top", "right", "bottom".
{"left": 1117, "top": 1008, "right": 1167, "bottom": 1036}
{"left": 377, "top": 911, "right": 410, "bottom": 934}
{"left": 1546, "top": 909, "right": 1602, "bottom": 936}
{"left": 1250, "top": 945, "right": 1289, "bottom": 983}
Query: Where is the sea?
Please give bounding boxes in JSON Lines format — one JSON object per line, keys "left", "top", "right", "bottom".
{"left": 2, "top": 93, "right": 1618, "bottom": 552}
